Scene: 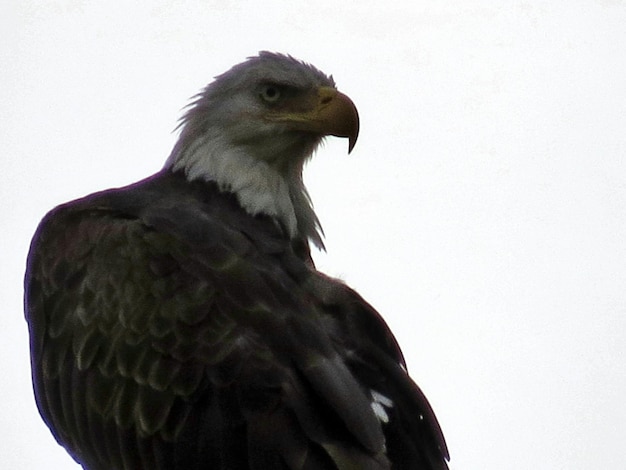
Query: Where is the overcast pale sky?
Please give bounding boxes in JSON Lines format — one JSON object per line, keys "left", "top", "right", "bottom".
{"left": 3, "top": 1, "right": 626, "bottom": 469}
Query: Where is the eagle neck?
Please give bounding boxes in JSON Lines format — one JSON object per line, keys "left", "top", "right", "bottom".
{"left": 165, "top": 134, "right": 324, "bottom": 249}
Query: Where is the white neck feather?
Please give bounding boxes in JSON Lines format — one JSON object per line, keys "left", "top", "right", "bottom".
{"left": 166, "top": 133, "right": 324, "bottom": 248}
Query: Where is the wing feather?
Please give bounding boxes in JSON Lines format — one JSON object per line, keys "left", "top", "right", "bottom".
{"left": 25, "top": 173, "right": 447, "bottom": 469}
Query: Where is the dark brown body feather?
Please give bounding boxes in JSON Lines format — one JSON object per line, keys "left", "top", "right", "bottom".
{"left": 25, "top": 170, "right": 448, "bottom": 469}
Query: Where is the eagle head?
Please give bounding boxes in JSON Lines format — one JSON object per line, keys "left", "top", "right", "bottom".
{"left": 164, "top": 52, "right": 359, "bottom": 248}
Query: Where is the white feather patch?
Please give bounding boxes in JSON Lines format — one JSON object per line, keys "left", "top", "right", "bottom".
{"left": 170, "top": 134, "right": 298, "bottom": 237}
{"left": 370, "top": 389, "right": 394, "bottom": 424}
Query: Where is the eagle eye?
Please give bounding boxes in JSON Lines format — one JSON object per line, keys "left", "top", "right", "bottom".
{"left": 260, "top": 84, "right": 281, "bottom": 103}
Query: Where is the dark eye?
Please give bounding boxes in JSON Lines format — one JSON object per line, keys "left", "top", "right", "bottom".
{"left": 260, "top": 85, "right": 281, "bottom": 103}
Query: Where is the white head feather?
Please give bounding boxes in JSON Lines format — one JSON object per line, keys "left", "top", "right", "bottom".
{"left": 165, "top": 52, "right": 342, "bottom": 249}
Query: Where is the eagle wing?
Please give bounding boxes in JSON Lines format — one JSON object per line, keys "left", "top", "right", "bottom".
{"left": 25, "top": 174, "right": 447, "bottom": 470}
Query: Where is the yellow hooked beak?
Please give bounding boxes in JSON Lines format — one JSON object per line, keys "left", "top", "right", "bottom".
{"left": 265, "top": 86, "right": 360, "bottom": 153}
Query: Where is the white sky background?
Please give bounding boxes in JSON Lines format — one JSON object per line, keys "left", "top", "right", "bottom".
{"left": 2, "top": 1, "right": 626, "bottom": 468}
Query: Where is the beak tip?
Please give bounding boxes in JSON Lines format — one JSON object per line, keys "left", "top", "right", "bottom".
{"left": 345, "top": 110, "right": 359, "bottom": 155}
{"left": 348, "top": 137, "right": 357, "bottom": 154}
{"left": 347, "top": 119, "right": 359, "bottom": 154}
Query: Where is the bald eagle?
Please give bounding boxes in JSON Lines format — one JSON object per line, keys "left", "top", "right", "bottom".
{"left": 25, "top": 52, "right": 449, "bottom": 470}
